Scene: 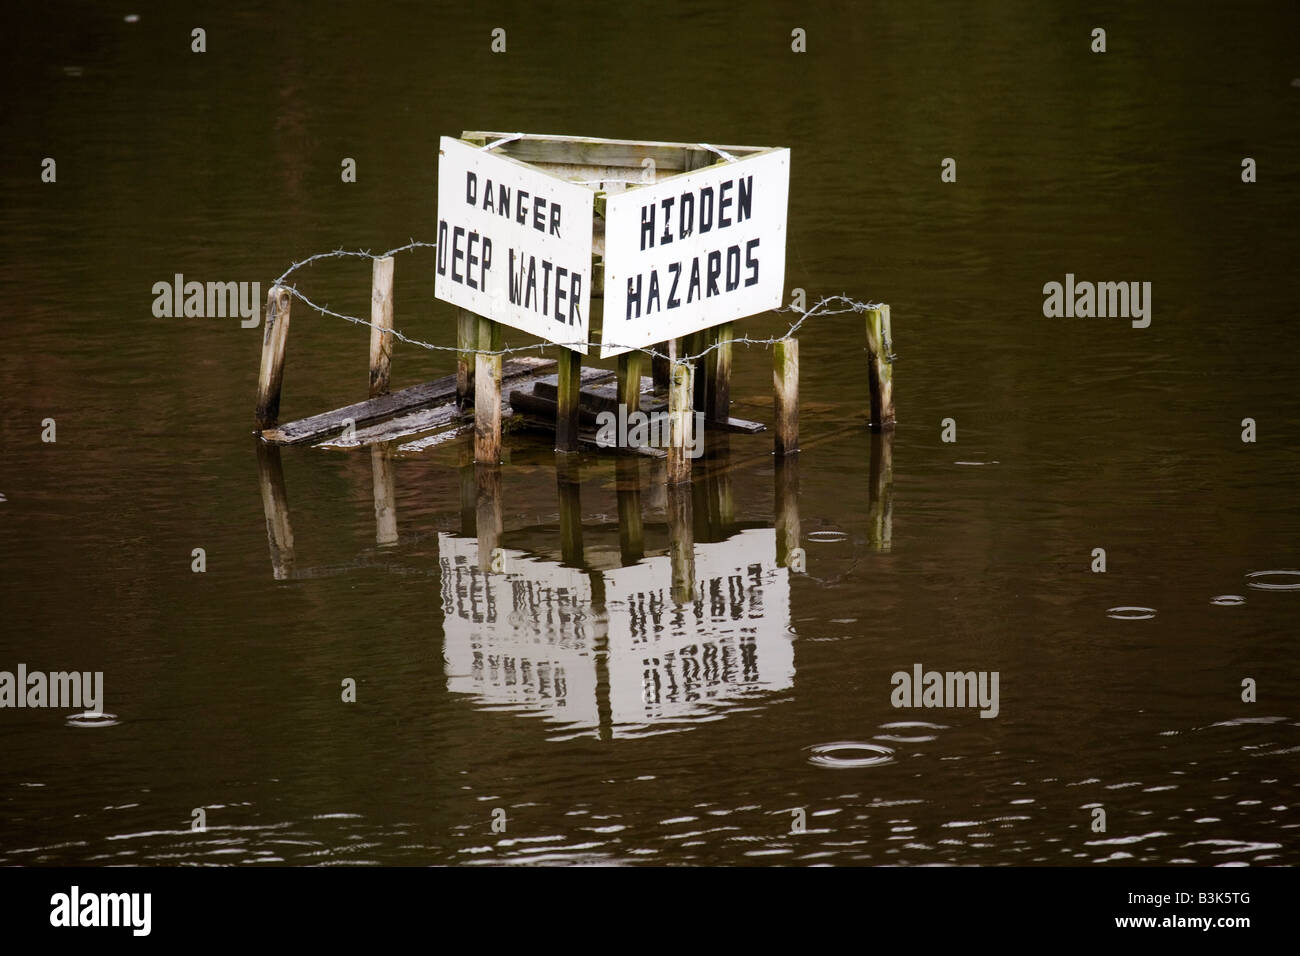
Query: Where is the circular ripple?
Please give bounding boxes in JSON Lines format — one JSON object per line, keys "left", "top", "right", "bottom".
{"left": 1211, "top": 595, "right": 1246, "bottom": 606}
{"left": 66, "top": 712, "right": 119, "bottom": 728}
{"left": 1246, "top": 570, "right": 1300, "bottom": 591}
{"left": 1107, "top": 606, "right": 1156, "bottom": 620}
{"left": 806, "top": 741, "right": 895, "bottom": 769}
{"left": 806, "top": 531, "right": 848, "bottom": 543}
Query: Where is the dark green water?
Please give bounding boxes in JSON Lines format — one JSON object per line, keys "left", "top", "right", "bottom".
{"left": 2, "top": 1, "right": 1298, "bottom": 865}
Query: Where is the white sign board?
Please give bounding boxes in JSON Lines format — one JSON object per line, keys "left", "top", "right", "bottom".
{"left": 600, "top": 148, "right": 790, "bottom": 358}
{"left": 435, "top": 137, "right": 594, "bottom": 354}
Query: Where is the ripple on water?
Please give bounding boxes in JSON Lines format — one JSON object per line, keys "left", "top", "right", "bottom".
{"left": 806, "top": 741, "right": 895, "bottom": 769}
{"left": 1107, "top": 606, "right": 1156, "bottom": 620}
{"left": 806, "top": 531, "right": 848, "bottom": 543}
{"left": 66, "top": 712, "right": 119, "bottom": 728}
{"left": 1246, "top": 570, "right": 1300, "bottom": 591}
{"left": 1211, "top": 595, "right": 1246, "bottom": 606}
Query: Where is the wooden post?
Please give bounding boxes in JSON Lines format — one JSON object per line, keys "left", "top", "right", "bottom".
{"left": 652, "top": 342, "right": 671, "bottom": 390}
{"left": 474, "top": 316, "right": 502, "bottom": 464}
{"left": 555, "top": 348, "right": 582, "bottom": 452}
{"left": 705, "top": 322, "right": 733, "bottom": 422}
{"left": 368, "top": 256, "right": 394, "bottom": 398}
{"left": 255, "top": 440, "right": 295, "bottom": 580}
{"left": 686, "top": 331, "right": 707, "bottom": 411}
{"left": 866, "top": 304, "right": 895, "bottom": 430}
{"left": 617, "top": 351, "right": 642, "bottom": 415}
{"left": 667, "top": 358, "right": 694, "bottom": 484}
{"left": 371, "top": 443, "right": 398, "bottom": 546}
{"left": 456, "top": 309, "right": 477, "bottom": 407}
{"left": 255, "top": 286, "right": 292, "bottom": 430}
{"left": 773, "top": 337, "right": 799, "bottom": 456}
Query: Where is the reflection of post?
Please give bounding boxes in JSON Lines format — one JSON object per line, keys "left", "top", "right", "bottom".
{"left": 775, "top": 455, "right": 802, "bottom": 571}
{"left": 557, "top": 456, "right": 584, "bottom": 567}
{"left": 868, "top": 430, "right": 894, "bottom": 552}
{"left": 475, "top": 464, "right": 503, "bottom": 571}
{"left": 371, "top": 442, "right": 398, "bottom": 546}
{"left": 666, "top": 482, "right": 696, "bottom": 603}
{"left": 616, "top": 457, "right": 643, "bottom": 565}
{"left": 458, "top": 445, "right": 476, "bottom": 536}
{"left": 255, "top": 440, "right": 295, "bottom": 580}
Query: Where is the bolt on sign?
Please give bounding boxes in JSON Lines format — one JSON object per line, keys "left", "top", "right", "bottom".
{"left": 435, "top": 133, "right": 789, "bottom": 359}
{"left": 435, "top": 136, "right": 595, "bottom": 354}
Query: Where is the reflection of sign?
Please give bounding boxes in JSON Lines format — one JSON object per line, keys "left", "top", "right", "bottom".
{"left": 438, "top": 534, "right": 597, "bottom": 730}
{"left": 601, "top": 149, "right": 790, "bottom": 358}
{"left": 438, "top": 529, "right": 793, "bottom": 738}
{"left": 604, "top": 529, "right": 793, "bottom": 734}
{"left": 435, "top": 137, "right": 594, "bottom": 353}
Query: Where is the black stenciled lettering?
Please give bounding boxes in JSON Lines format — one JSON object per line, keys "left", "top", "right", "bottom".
{"left": 706, "top": 250, "right": 721, "bottom": 296}
{"left": 667, "top": 262, "right": 682, "bottom": 309}
{"left": 719, "top": 179, "right": 733, "bottom": 228}
{"left": 451, "top": 226, "right": 466, "bottom": 283}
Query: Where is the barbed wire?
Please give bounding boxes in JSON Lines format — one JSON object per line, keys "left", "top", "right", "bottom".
{"left": 270, "top": 242, "right": 893, "bottom": 365}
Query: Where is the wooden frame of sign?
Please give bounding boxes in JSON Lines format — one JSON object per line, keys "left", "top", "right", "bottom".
{"left": 440, "top": 131, "right": 791, "bottom": 469}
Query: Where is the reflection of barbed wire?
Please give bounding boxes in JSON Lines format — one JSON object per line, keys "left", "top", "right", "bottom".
{"left": 271, "top": 242, "right": 888, "bottom": 365}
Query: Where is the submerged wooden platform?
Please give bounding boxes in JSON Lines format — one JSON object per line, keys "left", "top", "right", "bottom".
{"left": 260, "top": 354, "right": 765, "bottom": 455}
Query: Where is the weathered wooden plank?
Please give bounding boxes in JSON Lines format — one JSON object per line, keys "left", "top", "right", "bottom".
{"left": 261, "top": 355, "right": 552, "bottom": 446}
{"left": 461, "top": 131, "right": 768, "bottom": 171}
{"left": 316, "top": 404, "right": 465, "bottom": 449}
{"left": 368, "top": 256, "right": 394, "bottom": 398}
